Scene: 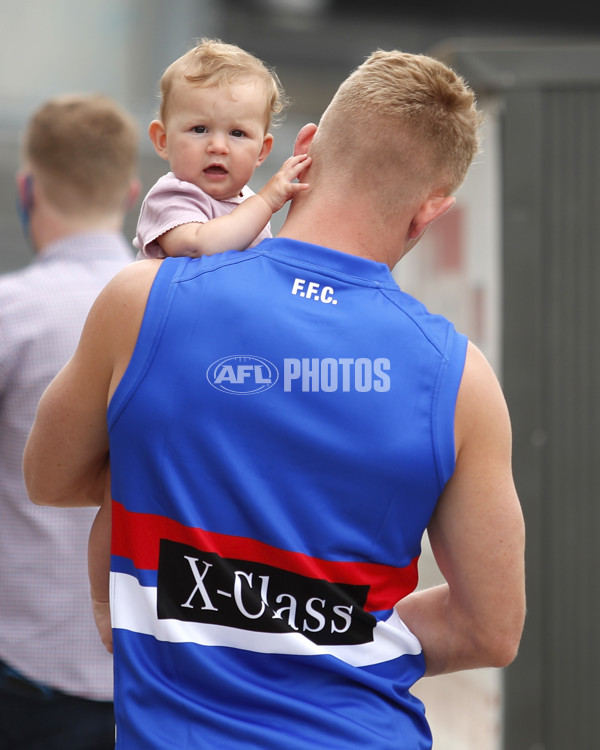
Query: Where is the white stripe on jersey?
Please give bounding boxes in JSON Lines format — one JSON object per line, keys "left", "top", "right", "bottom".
{"left": 110, "top": 571, "right": 422, "bottom": 667}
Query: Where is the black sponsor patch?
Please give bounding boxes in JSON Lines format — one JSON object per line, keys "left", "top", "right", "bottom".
{"left": 157, "top": 539, "right": 376, "bottom": 646}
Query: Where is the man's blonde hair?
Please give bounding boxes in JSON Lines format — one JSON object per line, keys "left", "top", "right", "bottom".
{"left": 158, "top": 38, "right": 287, "bottom": 130}
{"left": 23, "top": 93, "right": 139, "bottom": 217}
{"left": 311, "top": 50, "right": 481, "bottom": 205}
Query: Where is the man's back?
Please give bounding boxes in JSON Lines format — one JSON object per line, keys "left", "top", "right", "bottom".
{"left": 108, "top": 239, "right": 467, "bottom": 749}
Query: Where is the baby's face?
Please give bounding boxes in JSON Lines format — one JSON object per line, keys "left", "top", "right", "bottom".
{"left": 161, "top": 80, "right": 273, "bottom": 201}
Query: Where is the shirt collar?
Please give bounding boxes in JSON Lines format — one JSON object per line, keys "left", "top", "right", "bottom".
{"left": 257, "top": 237, "right": 397, "bottom": 288}
{"left": 36, "top": 231, "right": 134, "bottom": 264}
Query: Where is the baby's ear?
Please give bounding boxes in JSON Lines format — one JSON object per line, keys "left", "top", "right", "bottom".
{"left": 148, "top": 120, "right": 169, "bottom": 160}
{"left": 256, "top": 133, "right": 274, "bottom": 166}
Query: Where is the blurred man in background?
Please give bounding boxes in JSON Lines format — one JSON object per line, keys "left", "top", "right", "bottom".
{"left": 0, "top": 93, "right": 139, "bottom": 749}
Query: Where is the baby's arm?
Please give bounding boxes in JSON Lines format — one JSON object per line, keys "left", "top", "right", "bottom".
{"left": 88, "top": 481, "right": 113, "bottom": 653}
{"left": 158, "top": 153, "right": 311, "bottom": 258}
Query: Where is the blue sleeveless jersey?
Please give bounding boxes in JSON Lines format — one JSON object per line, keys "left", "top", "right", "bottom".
{"left": 107, "top": 238, "right": 467, "bottom": 749}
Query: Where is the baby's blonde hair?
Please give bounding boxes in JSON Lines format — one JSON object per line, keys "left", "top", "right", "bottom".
{"left": 312, "top": 49, "right": 481, "bottom": 203}
{"left": 158, "top": 38, "right": 287, "bottom": 130}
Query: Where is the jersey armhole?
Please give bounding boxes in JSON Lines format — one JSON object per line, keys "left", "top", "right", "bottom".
{"left": 107, "top": 257, "right": 184, "bottom": 428}
{"left": 432, "top": 331, "right": 468, "bottom": 488}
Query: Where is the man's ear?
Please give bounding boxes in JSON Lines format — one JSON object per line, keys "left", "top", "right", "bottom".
{"left": 256, "top": 133, "right": 274, "bottom": 166}
{"left": 17, "top": 171, "right": 35, "bottom": 211}
{"left": 125, "top": 178, "right": 142, "bottom": 212}
{"left": 148, "top": 120, "right": 169, "bottom": 160}
{"left": 293, "top": 123, "right": 318, "bottom": 156}
{"left": 16, "top": 171, "right": 35, "bottom": 242}
{"left": 408, "top": 195, "right": 456, "bottom": 241}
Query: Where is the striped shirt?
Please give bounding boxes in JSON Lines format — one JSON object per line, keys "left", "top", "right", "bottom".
{"left": 0, "top": 232, "right": 132, "bottom": 700}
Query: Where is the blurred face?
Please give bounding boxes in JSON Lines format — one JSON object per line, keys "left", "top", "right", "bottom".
{"left": 152, "top": 79, "right": 273, "bottom": 201}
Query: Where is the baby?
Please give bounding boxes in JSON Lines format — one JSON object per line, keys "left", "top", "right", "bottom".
{"left": 89, "top": 39, "right": 311, "bottom": 652}
{"left": 135, "top": 37, "right": 310, "bottom": 259}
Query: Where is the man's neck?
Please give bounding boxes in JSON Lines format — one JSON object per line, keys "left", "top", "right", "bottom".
{"left": 278, "top": 199, "right": 409, "bottom": 270}
{"left": 32, "top": 208, "right": 123, "bottom": 254}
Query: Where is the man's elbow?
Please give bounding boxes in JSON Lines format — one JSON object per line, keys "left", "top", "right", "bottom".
{"left": 25, "top": 484, "right": 95, "bottom": 508}
{"left": 485, "top": 632, "right": 522, "bottom": 669}
{"left": 24, "top": 470, "right": 98, "bottom": 508}
{"left": 27, "top": 491, "right": 64, "bottom": 507}
{"left": 23, "top": 472, "right": 60, "bottom": 507}
{"left": 23, "top": 451, "right": 69, "bottom": 507}
{"left": 28, "top": 492, "right": 50, "bottom": 507}
{"left": 22, "top": 456, "right": 44, "bottom": 505}
{"left": 478, "top": 608, "right": 526, "bottom": 668}
{"left": 24, "top": 457, "right": 106, "bottom": 509}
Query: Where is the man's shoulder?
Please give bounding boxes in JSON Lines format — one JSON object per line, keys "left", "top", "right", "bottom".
{"left": 103, "top": 262, "right": 169, "bottom": 340}
{"left": 103, "top": 258, "right": 164, "bottom": 301}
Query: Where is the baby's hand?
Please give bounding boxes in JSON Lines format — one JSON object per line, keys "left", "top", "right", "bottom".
{"left": 258, "top": 154, "right": 311, "bottom": 213}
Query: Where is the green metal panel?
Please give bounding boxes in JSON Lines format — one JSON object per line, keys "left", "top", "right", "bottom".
{"left": 501, "top": 88, "right": 547, "bottom": 749}
{"left": 440, "top": 41, "right": 600, "bottom": 750}
{"left": 503, "top": 81, "right": 600, "bottom": 750}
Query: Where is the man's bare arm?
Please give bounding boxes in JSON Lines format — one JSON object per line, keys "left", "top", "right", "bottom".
{"left": 89, "top": 495, "right": 113, "bottom": 652}
{"left": 395, "top": 342, "right": 526, "bottom": 675}
{"left": 23, "top": 260, "right": 161, "bottom": 507}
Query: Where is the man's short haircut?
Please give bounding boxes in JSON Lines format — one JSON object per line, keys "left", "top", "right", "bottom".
{"left": 312, "top": 49, "right": 482, "bottom": 202}
{"left": 158, "top": 38, "right": 287, "bottom": 130}
{"left": 23, "top": 93, "right": 139, "bottom": 217}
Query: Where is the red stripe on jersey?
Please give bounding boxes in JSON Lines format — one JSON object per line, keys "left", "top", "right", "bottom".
{"left": 111, "top": 500, "right": 418, "bottom": 612}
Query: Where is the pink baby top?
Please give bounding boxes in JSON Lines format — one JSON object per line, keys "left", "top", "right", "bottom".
{"left": 134, "top": 172, "right": 272, "bottom": 259}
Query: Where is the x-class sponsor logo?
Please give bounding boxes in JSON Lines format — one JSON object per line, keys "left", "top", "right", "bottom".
{"left": 207, "top": 355, "right": 278, "bottom": 395}
{"left": 157, "top": 539, "right": 376, "bottom": 646}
